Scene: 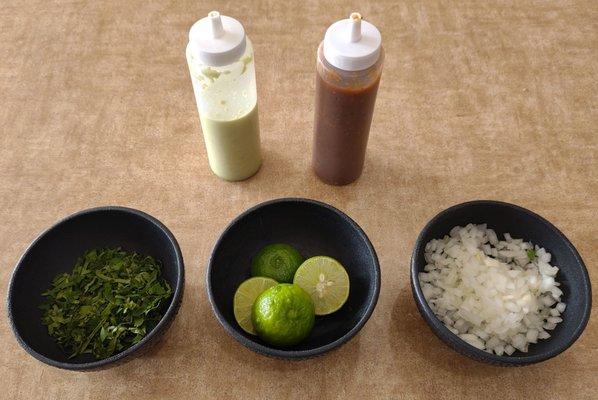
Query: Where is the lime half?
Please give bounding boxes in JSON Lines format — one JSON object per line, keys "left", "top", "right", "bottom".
{"left": 251, "top": 243, "right": 304, "bottom": 283}
{"left": 293, "top": 256, "right": 350, "bottom": 315}
{"left": 234, "top": 277, "right": 278, "bottom": 335}
{"left": 251, "top": 283, "right": 315, "bottom": 346}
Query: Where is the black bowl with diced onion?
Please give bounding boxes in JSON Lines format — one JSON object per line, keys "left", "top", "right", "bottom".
{"left": 410, "top": 200, "right": 591, "bottom": 366}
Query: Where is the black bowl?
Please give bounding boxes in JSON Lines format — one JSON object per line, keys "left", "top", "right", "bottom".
{"left": 207, "top": 198, "right": 380, "bottom": 359}
{"left": 7, "top": 206, "right": 184, "bottom": 371}
{"left": 410, "top": 200, "right": 591, "bottom": 366}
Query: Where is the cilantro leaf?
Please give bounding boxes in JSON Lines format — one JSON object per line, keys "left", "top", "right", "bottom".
{"left": 527, "top": 249, "right": 537, "bottom": 261}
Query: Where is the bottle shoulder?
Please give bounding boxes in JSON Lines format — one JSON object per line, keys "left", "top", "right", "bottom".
{"left": 316, "top": 41, "right": 384, "bottom": 90}
{"left": 187, "top": 38, "right": 254, "bottom": 77}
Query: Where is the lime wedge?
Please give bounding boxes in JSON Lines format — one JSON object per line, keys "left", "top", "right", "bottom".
{"left": 234, "top": 277, "right": 277, "bottom": 335}
{"left": 293, "top": 256, "right": 350, "bottom": 315}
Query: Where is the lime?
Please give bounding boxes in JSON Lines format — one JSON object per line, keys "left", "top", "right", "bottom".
{"left": 233, "top": 277, "right": 278, "bottom": 335}
{"left": 251, "top": 283, "right": 315, "bottom": 346}
{"left": 251, "top": 243, "right": 304, "bottom": 283}
{"left": 293, "top": 256, "right": 350, "bottom": 315}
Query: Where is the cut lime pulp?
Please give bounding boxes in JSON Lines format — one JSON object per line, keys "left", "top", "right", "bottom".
{"left": 233, "top": 277, "right": 278, "bottom": 335}
{"left": 293, "top": 256, "right": 350, "bottom": 315}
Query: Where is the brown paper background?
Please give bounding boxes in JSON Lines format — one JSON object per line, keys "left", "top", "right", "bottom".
{"left": 1, "top": 1, "right": 596, "bottom": 399}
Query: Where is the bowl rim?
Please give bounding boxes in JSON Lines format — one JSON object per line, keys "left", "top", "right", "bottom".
{"left": 410, "top": 199, "right": 592, "bottom": 365}
{"left": 206, "top": 197, "right": 381, "bottom": 359}
{"left": 7, "top": 205, "right": 185, "bottom": 371}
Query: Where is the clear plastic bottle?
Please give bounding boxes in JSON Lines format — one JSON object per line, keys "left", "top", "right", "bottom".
{"left": 313, "top": 13, "right": 384, "bottom": 185}
{"left": 187, "top": 11, "right": 261, "bottom": 181}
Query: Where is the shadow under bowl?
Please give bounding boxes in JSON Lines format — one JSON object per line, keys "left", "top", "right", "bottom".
{"left": 410, "top": 200, "right": 591, "bottom": 366}
{"left": 7, "top": 206, "right": 184, "bottom": 371}
{"left": 207, "top": 198, "right": 381, "bottom": 359}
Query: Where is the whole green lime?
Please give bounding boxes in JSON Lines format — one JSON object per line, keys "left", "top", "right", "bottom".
{"left": 251, "top": 283, "right": 315, "bottom": 346}
{"left": 251, "top": 243, "right": 304, "bottom": 283}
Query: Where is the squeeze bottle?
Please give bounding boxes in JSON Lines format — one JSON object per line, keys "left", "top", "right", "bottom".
{"left": 313, "top": 13, "right": 384, "bottom": 185}
{"left": 187, "top": 11, "right": 262, "bottom": 181}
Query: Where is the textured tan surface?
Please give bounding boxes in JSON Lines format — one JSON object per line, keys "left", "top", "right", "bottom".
{"left": 1, "top": 1, "right": 597, "bottom": 399}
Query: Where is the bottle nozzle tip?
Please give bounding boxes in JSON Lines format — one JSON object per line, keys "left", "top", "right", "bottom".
{"left": 349, "top": 12, "right": 362, "bottom": 42}
{"left": 209, "top": 11, "right": 225, "bottom": 38}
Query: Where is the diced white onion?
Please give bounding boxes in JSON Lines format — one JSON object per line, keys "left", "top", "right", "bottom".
{"left": 419, "top": 224, "right": 565, "bottom": 355}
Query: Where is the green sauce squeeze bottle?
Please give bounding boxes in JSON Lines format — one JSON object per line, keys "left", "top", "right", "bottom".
{"left": 187, "top": 11, "right": 262, "bottom": 181}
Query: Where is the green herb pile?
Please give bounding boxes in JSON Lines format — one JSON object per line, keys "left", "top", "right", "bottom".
{"left": 40, "top": 248, "right": 172, "bottom": 359}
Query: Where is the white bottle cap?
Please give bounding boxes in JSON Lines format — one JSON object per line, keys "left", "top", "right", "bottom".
{"left": 323, "top": 12, "right": 382, "bottom": 71}
{"left": 189, "top": 11, "right": 246, "bottom": 67}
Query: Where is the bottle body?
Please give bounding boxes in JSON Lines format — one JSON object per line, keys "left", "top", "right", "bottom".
{"left": 187, "top": 38, "right": 261, "bottom": 181}
{"left": 313, "top": 42, "right": 384, "bottom": 185}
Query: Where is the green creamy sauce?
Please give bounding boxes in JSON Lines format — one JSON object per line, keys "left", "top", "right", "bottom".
{"left": 187, "top": 46, "right": 260, "bottom": 180}
{"left": 200, "top": 104, "right": 262, "bottom": 181}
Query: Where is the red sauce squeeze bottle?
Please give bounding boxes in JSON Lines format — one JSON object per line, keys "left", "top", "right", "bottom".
{"left": 313, "top": 12, "right": 384, "bottom": 185}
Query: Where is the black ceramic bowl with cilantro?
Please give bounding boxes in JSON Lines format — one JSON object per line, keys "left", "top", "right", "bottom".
{"left": 7, "top": 206, "right": 184, "bottom": 371}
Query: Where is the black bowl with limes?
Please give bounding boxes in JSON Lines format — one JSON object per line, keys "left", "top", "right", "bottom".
{"left": 7, "top": 206, "right": 184, "bottom": 371}
{"left": 207, "top": 198, "right": 381, "bottom": 359}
